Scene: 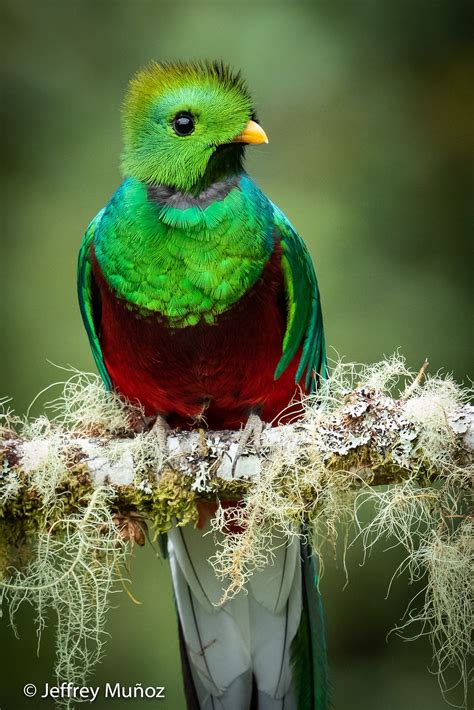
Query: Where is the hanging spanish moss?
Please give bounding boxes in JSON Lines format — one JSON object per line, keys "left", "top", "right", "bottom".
{"left": 0, "top": 355, "right": 472, "bottom": 708}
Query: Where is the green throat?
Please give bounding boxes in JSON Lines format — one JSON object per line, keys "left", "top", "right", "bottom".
{"left": 94, "top": 174, "right": 274, "bottom": 327}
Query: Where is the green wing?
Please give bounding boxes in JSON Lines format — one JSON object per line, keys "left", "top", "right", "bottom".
{"left": 272, "top": 203, "right": 327, "bottom": 391}
{"left": 77, "top": 209, "right": 112, "bottom": 389}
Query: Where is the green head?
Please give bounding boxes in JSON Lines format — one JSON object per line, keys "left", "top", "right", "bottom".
{"left": 121, "top": 61, "right": 268, "bottom": 193}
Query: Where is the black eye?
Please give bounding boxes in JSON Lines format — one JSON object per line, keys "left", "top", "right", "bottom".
{"left": 172, "top": 112, "right": 195, "bottom": 136}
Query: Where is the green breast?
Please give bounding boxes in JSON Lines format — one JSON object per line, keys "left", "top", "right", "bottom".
{"left": 94, "top": 176, "right": 274, "bottom": 327}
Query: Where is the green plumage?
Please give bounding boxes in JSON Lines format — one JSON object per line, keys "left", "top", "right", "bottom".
{"left": 78, "top": 59, "right": 326, "bottom": 389}
{"left": 92, "top": 176, "right": 273, "bottom": 327}
{"left": 79, "top": 174, "right": 325, "bottom": 389}
{"left": 272, "top": 204, "right": 327, "bottom": 389}
{"left": 291, "top": 540, "right": 329, "bottom": 709}
{"left": 77, "top": 209, "right": 111, "bottom": 389}
{"left": 78, "top": 59, "right": 329, "bottom": 710}
{"left": 121, "top": 61, "right": 253, "bottom": 192}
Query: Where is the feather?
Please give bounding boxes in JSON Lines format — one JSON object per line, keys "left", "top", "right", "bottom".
{"left": 167, "top": 525, "right": 226, "bottom": 611}
{"left": 290, "top": 539, "right": 329, "bottom": 710}
{"left": 78, "top": 60, "right": 329, "bottom": 709}
{"left": 176, "top": 613, "right": 201, "bottom": 710}
{"left": 272, "top": 203, "right": 327, "bottom": 392}
{"left": 248, "top": 534, "right": 298, "bottom": 614}
{"left": 168, "top": 525, "right": 252, "bottom": 706}
{"left": 77, "top": 208, "right": 111, "bottom": 389}
{"left": 249, "top": 548, "right": 301, "bottom": 704}
{"left": 169, "top": 524, "right": 306, "bottom": 709}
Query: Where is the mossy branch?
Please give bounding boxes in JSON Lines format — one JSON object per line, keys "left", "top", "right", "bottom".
{"left": 0, "top": 356, "right": 472, "bottom": 708}
{"left": 1, "top": 369, "right": 472, "bottom": 511}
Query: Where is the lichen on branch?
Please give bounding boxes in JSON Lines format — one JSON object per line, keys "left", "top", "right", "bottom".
{"left": 0, "top": 355, "right": 472, "bottom": 708}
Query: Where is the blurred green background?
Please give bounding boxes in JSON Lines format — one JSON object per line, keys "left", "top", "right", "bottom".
{"left": 1, "top": 1, "right": 472, "bottom": 709}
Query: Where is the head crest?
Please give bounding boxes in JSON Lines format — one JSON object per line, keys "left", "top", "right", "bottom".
{"left": 121, "top": 60, "right": 256, "bottom": 191}
{"left": 125, "top": 60, "right": 253, "bottom": 114}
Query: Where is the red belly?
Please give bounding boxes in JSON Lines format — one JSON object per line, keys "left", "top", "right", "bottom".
{"left": 93, "top": 247, "right": 305, "bottom": 430}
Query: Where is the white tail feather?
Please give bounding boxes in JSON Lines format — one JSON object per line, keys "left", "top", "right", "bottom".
{"left": 249, "top": 561, "right": 301, "bottom": 699}
{"left": 248, "top": 535, "right": 299, "bottom": 614}
{"left": 168, "top": 522, "right": 302, "bottom": 709}
{"left": 168, "top": 529, "right": 251, "bottom": 703}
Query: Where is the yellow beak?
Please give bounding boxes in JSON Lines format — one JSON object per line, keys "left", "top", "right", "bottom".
{"left": 231, "top": 119, "right": 269, "bottom": 145}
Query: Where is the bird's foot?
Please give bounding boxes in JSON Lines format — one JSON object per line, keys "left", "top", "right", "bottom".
{"left": 231, "top": 413, "right": 264, "bottom": 477}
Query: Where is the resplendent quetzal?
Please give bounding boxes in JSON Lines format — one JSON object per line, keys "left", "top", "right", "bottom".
{"left": 78, "top": 61, "right": 328, "bottom": 710}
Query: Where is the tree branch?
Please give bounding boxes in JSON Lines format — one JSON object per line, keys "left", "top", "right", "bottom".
{"left": 1, "top": 366, "right": 472, "bottom": 535}
{"left": 0, "top": 358, "right": 472, "bottom": 708}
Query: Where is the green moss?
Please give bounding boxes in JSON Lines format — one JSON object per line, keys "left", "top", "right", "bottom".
{"left": 0, "top": 440, "right": 440, "bottom": 575}
{"left": 0, "top": 464, "right": 97, "bottom": 575}
{"left": 114, "top": 468, "right": 250, "bottom": 540}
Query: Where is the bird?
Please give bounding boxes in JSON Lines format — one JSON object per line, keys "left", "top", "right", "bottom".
{"left": 78, "top": 60, "right": 328, "bottom": 710}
